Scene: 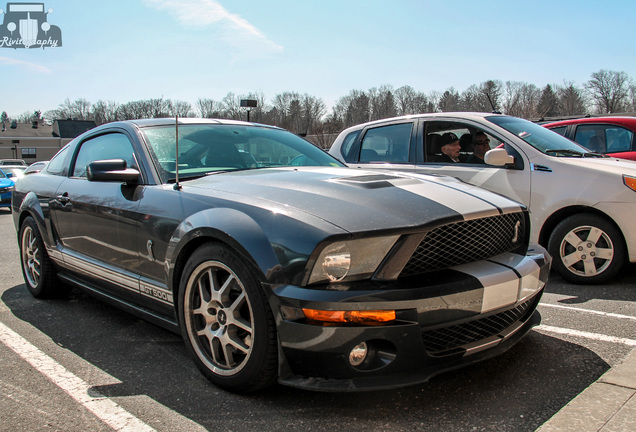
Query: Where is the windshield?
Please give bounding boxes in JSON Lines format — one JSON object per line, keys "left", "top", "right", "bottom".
{"left": 0, "top": 167, "right": 25, "bottom": 178}
{"left": 141, "top": 124, "right": 345, "bottom": 183}
{"left": 487, "top": 116, "right": 597, "bottom": 156}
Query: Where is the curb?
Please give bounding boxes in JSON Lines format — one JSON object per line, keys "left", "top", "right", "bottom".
{"left": 537, "top": 348, "right": 636, "bottom": 431}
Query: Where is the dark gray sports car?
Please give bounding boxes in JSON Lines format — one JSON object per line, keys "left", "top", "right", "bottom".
{"left": 12, "top": 118, "right": 550, "bottom": 392}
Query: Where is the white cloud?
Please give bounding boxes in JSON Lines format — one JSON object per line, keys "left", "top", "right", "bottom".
{"left": 0, "top": 56, "right": 51, "bottom": 73}
{"left": 142, "top": 0, "right": 283, "bottom": 59}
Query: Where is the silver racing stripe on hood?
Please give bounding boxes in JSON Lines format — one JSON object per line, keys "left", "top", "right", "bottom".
{"left": 387, "top": 175, "right": 524, "bottom": 220}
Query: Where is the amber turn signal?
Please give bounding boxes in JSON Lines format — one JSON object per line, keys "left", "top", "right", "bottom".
{"left": 302, "top": 308, "right": 396, "bottom": 325}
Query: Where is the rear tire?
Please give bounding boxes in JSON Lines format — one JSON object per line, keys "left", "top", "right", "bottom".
{"left": 548, "top": 213, "right": 624, "bottom": 284}
{"left": 178, "top": 243, "right": 278, "bottom": 392}
{"left": 19, "top": 216, "right": 62, "bottom": 298}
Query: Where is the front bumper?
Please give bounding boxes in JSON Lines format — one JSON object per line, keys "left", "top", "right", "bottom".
{"left": 267, "top": 246, "right": 550, "bottom": 391}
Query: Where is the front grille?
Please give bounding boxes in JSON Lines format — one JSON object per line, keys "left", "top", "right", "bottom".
{"left": 401, "top": 212, "right": 525, "bottom": 277}
{"left": 421, "top": 296, "right": 535, "bottom": 355}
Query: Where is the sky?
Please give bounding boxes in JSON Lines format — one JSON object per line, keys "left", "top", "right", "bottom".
{"left": 0, "top": 0, "right": 635, "bottom": 118}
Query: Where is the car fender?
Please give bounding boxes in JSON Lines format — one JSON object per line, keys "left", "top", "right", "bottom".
{"left": 15, "top": 191, "right": 50, "bottom": 243}
{"left": 166, "top": 207, "right": 294, "bottom": 289}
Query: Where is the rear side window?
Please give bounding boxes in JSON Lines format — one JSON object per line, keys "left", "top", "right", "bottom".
{"left": 548, "top": 126, "right": 567, "bottom": 136}
{"left": 45, "top": 145, "right": 71, "bottom": 176}
{"left": 574, "top": 124, "right": 634, "bottom": 153}
{"left": 359, "top": 123, "right": 412, "bottom": 163}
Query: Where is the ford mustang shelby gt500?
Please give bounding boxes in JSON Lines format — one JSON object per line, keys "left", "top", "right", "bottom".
{"left": 12, "top": 118, "right": 550, "bottom": 392}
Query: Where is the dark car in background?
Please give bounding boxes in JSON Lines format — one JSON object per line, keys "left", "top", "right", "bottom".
{"left": 543, "top": 117, "right": 636, "bottom": 160}
{"left": 12, "top": 118, "right": 549, "bottom": 392}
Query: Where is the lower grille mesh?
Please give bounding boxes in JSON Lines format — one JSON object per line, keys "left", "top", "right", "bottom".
{"left": 421, "top": 297, "right": 535, "bottom": 355}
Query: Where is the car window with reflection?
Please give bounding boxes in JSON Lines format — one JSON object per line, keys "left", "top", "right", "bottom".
{"left": 73, "top": 133, "right": 137, "bottom": 178}
{"left": 488, "top": 116, "right": 592, "bottom": 156}
{"left": 45, "top": 145, "right": 70, "bottom": 176}
{"left": 141, "top": 124, "right": 345, "bottom": 183}
{"left": 358, "top": 123, "right": 412, "bottom": 163}
{"left": 574, "top": 124, "right": 633, "bottom": 153}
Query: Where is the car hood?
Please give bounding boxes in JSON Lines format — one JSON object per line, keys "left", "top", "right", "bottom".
{"left": 0, "top": 178, "right": 14, "bottom": 187}
{"left": 185, "top": 167, "right": 523, "bottom": 233}
{"left": 554, "top": 155, "right": 636, "bottom": 175}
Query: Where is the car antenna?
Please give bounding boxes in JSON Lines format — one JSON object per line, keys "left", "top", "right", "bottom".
{"left": 484, "top": 91, "right": 502, "bottom": 115}
{"left": 174, "top": 116, "right": 182, "bottom": 190}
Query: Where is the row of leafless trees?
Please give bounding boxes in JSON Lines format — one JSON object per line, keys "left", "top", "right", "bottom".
{"left": 3, "top": 69, "right": 635, "bottom": 136}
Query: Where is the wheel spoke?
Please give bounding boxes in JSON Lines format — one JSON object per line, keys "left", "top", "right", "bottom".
{"left": 583, "top": 259, "right": 598, "bottom": 276}
{"left": 562, "top": 251, "right": 581, "bottom": 267}
{"left": 596, "top": 247, "right": 614, "bottom": 260}
{"left": 585, "top": 227, "right": 602, "bottom": 245}
{"left": 217, "top": 274, "right": 236, "bottom": 306}
{"left": 563, "top": 231, "right": 582, "bottom": 248}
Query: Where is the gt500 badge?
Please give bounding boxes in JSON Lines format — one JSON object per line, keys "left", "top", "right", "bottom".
{"left": 140, "top": 284, "right": 173, "bottom": 304}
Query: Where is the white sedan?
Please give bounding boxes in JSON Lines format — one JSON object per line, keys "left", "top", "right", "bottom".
{"left": 329, "top": 112, "right": 636, "bottom": 284}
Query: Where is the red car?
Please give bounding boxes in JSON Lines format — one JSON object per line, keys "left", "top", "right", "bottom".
{"left": 543, "top": 117, "right": 636, "bottom": 160}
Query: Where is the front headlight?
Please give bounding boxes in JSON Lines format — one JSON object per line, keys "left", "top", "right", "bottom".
{"left": 307, "top": 236, "right": 399, "bottom": 285}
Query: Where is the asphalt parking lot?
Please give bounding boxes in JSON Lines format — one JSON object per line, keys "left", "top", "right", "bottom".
{"left": 0, "top": 209, "right": 634, "bottom": 432}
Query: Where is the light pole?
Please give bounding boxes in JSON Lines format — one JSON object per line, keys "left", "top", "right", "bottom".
{"left": 240, "top": 99, "right": 257, "bottom": 122}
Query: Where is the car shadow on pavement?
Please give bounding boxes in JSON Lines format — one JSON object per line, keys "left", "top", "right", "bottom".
{"left": 2, "top": 283, "right": 609, "bottom": 432}
{"left": 546, "top": 263, "right": 636, "bottom": 304}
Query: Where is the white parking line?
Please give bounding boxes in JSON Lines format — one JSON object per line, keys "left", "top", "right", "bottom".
{"left": 536, "top": 324, "right": 636, "bottom": 347}
{"left": 0, "top": 322, "right": 155, "bottom": 432}
{"left": 539, "top": 303, "right": 636, "bottom": 321}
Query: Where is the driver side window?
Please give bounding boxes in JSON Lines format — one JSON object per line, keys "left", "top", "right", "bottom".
{"left": 423, "top": 122, "right": 500, "bottom": 165}
{"left": 73, "top": 133, "right": 137, "bottom": 178}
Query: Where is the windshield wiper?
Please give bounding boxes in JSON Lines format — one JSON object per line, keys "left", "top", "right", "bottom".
{"left": 545, "top": 149, "right": 584, "bottom": 157}
{"left": 583, "top": 152, "right": 609, "bottom": 158}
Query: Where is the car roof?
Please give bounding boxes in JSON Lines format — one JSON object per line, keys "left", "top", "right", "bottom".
{"left": 338, "top": 112, "right": 505, "bottom": 132}
{"left": 544, "top": 116, "right": 636, "bottom": 128}
{"left": 124, "top": 118, "right": 282, "bottom": 129}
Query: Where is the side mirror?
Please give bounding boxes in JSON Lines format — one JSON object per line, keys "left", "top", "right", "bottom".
{"left": 87, "top": 159, "right": 140, "bottom": 184}
{"left": 484, "top": 148, "right": 515, "bottom": 166}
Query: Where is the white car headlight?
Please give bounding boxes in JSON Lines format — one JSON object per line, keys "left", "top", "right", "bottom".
{"left": 307, "top": 236, "right": 399, "bottom": 285}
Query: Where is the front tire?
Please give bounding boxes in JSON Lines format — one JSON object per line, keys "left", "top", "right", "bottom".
{"left": 548, "top": 213, "right": 625, "bottom": 284}
{"left": 178, "top": 243, "right": 278, "bottom": 392}
{"left": 19, "top": 216, "right": 61, "bottom": 298}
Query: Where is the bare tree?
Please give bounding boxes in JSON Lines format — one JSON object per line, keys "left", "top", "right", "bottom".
{"left": 502, "top": 81, "right": 541, "bottom": 119}
{"left": 171, "top": 100, "right": 193, "bottom": 117}
{"left": 220, "top": 92, "right": 243, "bottom": 120}
{"left": 91, "top": 100, "right": 119, "bottom": 125}
{"left": 46, "top": 98, "right": 92, "bottom": 120}
{"left": 585, "top": 69, "right": 632, "bottom": 114}
{"left": 368, "top": 85, "right": 397, "bottom": 120}
{"left": 195, "top": 98, "right": 216, "bottom": 118}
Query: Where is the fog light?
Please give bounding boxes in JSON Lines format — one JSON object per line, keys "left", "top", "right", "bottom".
{"left": 349, "top": 342, "right": 368, "bottom": 366}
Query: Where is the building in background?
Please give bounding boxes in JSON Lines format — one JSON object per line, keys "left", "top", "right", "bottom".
{"left": 0, "top": 120, "right": 95, "bottom": 163}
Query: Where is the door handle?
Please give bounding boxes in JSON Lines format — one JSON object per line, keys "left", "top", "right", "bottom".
{"left": 56, "top": 192, "right": 70, "bottom": 205}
